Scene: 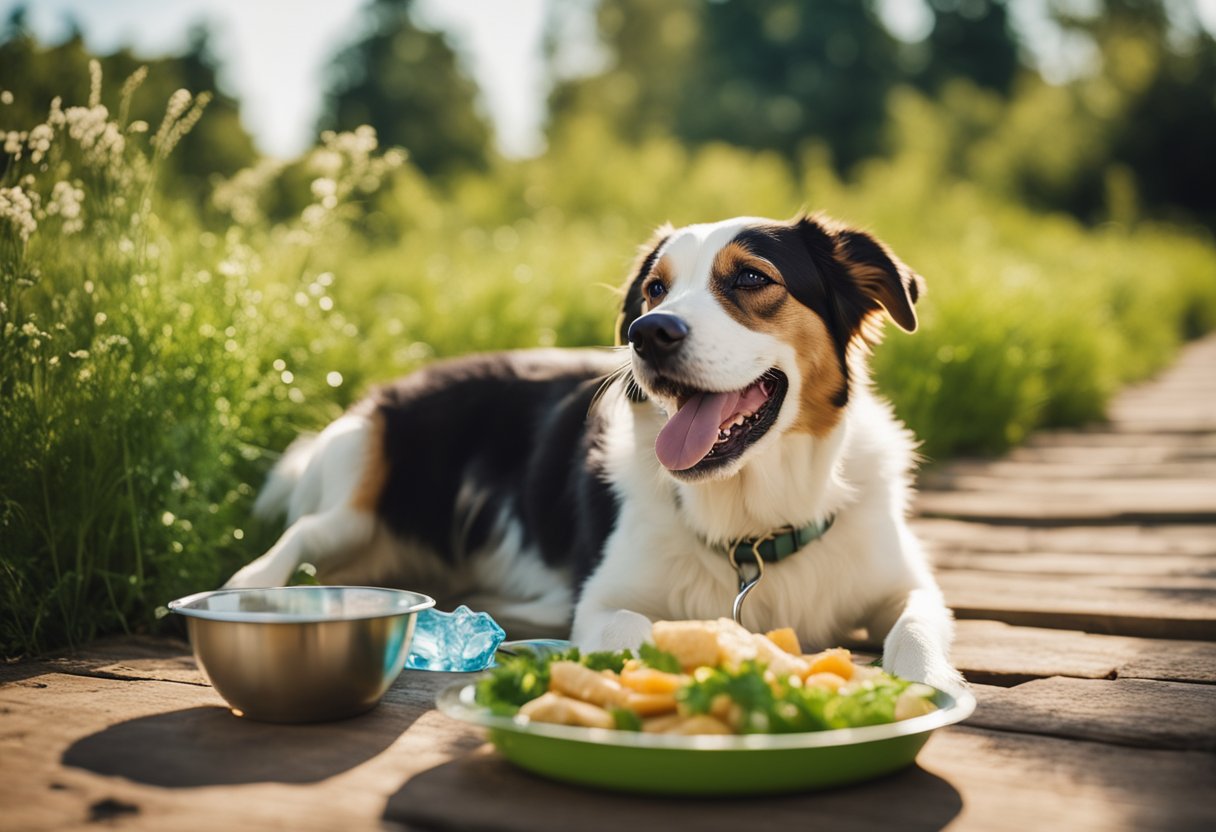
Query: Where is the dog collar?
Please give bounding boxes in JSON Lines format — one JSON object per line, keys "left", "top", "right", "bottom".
{"left": 714, "top": 516, "right": 836, "bottom": 565}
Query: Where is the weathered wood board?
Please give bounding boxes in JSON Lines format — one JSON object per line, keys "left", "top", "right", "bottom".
{"left": 951, "top": 620, "right": 1216, "bottom": 685}
{"left": 969, "top": 677, "right": 1216, "bottom": 750}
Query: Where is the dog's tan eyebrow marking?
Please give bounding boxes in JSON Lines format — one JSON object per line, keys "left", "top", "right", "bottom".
{"left": 710, "top": 241, "right": 787, "bottom": 327}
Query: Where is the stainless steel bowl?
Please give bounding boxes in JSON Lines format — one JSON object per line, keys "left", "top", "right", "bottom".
{"left": 169, "top": 586, "right": 435, "bottom": 723}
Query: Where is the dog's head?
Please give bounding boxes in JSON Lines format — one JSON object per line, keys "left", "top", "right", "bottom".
{"left": 617, "top": 214, "right": 923, "bottom": 481}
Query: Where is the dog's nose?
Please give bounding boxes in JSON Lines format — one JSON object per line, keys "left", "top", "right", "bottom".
{"left": 628, "top": 313, "right": 689, "bottom": 361}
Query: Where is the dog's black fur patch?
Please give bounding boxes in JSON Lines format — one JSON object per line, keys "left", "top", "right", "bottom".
{"left": 370, "top": 351, "right": 622, "bottom": 585}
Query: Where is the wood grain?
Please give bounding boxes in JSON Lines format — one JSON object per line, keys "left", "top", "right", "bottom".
{"left": 952, "top": 620, "right": 1216, "bottom": 685}
{"left": 969, "top": 677, "right": 1216, "bottom": 750}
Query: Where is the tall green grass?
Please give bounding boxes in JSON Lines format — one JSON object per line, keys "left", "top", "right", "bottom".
{"left": 2, "top": 76, "right": 1214, "bottom": 656}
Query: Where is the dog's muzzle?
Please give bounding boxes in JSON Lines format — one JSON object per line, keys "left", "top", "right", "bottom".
{"left": 627, "top": 313, "right": 689, "bottom": 368}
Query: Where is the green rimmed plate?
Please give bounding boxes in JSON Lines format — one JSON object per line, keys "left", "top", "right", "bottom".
{"left": 437, "top": 680, "right": 976, "bottom": 795}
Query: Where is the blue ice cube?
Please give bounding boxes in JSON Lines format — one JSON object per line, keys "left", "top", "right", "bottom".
{"left": 406, "top": 605, "right": 506, "bottom": 671}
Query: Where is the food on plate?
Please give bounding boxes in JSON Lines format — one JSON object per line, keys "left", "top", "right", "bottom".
{"left": 476, "top": 618, "right": 938, "bottom": 735}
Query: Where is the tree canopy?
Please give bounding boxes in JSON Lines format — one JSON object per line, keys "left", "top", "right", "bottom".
{"left": 316, "top": 0, "right": 493, "bottom": 177}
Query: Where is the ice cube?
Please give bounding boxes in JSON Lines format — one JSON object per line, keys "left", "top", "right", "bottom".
{"left": 405, "top": 605, "right": 506, "bottom": 671}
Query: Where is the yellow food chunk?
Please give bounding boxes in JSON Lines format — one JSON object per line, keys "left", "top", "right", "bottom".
{"left": 548, "top": 661, "right": 626, "bottom": 707}
{"left": 620, "top": 665, "right": 685, "bottom": 694}
{"left": 624, "top": 691, "right": 679, "bottom": 716}
{"left": 519, "top": 692, "right": 615, "bottom": 729}
{"left": 765, "top": 627, "right": 801, "bottom": 656}
{"left": 651, "top": 620, "right": 721, "bottom": 669}
{"left": 803, "top": 672, "right": 847, "bottom": 691}
{"left": 805, "top": 647, "right": 854, "bottom": 681}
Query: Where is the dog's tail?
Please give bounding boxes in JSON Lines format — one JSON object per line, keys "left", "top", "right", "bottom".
{"left": 252, "top": 432, "right": 320, "bottom": 523}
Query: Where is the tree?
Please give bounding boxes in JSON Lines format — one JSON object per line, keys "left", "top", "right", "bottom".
{"left": 318, "top": 0, "right": 492, "bottom": 177}
{"left": 912, "top": 0, "right": 1021, "bottom": 96}
{"left": 548, "top": 0, "right": 905, "bottom": 172}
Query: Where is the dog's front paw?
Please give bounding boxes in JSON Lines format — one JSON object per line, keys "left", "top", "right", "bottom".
{"left": 222, "top": 558, "right": 292, "bottom": 589}
{"left": 588, "top": 609, "right": 654, "bottom": 652}
{"left": 883, "top": 633, "right": 968, "bottom": 696}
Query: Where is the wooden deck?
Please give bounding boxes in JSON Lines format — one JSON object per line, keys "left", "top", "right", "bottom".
{"left": 3, "top": 335, "right": 1215, "bottom": 831}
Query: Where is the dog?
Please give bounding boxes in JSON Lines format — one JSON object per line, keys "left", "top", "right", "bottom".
{"left": 225, "top": 213, "right": 963, "bottom": 692}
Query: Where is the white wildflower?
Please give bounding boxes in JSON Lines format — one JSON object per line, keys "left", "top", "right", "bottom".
{"left": 127, "top": 120, "right": 148, "bottom": 133}
{"left": 47, "top": 181, "right": 86, "bottom": 234}
{"left": 119, "top": 66, "right": 148, "bottom": 124}
{"left": 48, "top": 97, "right": 65, "bottom": 128}
{"left": 159, "top": 92, "right": 209, "bottom": 157}
{"left": 0, "top": 90, "right": 12, "bottom": 105}
{"left": 28, "top": 124, "right": 53, "bottom": 164}
{"left": 311, "top": 176, "right": 337, "bottom": 199}
{"left": 4, "top": 131, "right": 23, "bottom": 157}
{"left": 0, "top": 186, "right": 38, "bottom": 242}
{"left": 88, "top": 59, "right": 102, "bottom": 108}
{"left": 152, "top": 89, "right": 191, "bottom": 152}
{"left": 64, "top": 105, "right": 125, "bottom": 170}
{"left": 310, "top": 149, "right": 343, "bottom": 177}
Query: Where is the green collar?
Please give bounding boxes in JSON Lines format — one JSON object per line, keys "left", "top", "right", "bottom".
{"left": 712, "top": 516, "right": 835, "bottom": 564}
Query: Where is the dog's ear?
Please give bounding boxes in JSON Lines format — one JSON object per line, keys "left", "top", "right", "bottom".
{"left": 830, "top": 225, "right": 923, "bottom": 333}
{"left": 615, "top": 225, "right": 672, "bottom": 346}
{"left": 793, "top": 214, "right": 923, "bottom": 334}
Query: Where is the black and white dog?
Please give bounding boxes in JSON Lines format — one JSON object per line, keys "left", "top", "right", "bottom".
{"left": 226, "top": 214, "right": 962, "bottom": 691}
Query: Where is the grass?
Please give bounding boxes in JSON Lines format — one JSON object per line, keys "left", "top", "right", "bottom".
{"left": 2, "top": 74, "right": 1215, "bottom": 657}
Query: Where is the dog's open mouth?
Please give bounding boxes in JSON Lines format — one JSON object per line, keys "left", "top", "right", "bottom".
{"left": 651, "top": 369, "right": 788, "bottom": 473}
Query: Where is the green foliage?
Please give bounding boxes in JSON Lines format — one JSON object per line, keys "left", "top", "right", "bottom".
{"left": 583, "top": 650, "right": 632, "bottom": 673}
{"left": 637, "top": 643, "right": 682, "bottom": 674}
{"left": 474, "top": 649, "right": 563, "bottom": 715}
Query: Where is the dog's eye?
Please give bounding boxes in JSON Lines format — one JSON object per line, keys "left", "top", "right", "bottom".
{"left": 646, "top": 281, "right": 667, "bottom": 300}
{"left": 733, "top": 270, "right": 773, "bottom": 290}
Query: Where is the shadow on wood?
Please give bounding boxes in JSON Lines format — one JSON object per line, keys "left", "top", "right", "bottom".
{"left": 382, "top": 748, "right": 963, "bottom": 832}
{"left": 62, "top": 703, "right": 418, "bottom": 787}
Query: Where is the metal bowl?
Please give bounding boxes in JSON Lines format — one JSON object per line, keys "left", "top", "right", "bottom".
{"left": 169, "top": 586, "right": 435, "bottom": 723}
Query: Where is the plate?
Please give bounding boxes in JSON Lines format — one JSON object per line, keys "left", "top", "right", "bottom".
{"left": 437, "top": 680, "right": 976, "bottom": 795}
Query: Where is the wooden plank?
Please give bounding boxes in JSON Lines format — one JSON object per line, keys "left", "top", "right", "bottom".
{"left": 1005, "top": 442, "right": 1216, "bottom": 465}
{"left": 933, "top": 550, "right": 1214, "bottom": 578}
{"left": 1019, "top": 431, "right": 1216, "bottom": 450}
{"left": 0, "top": 667, "right": 473, "bottom": 832}
{"left": 951, "top": 620, "right": 1216, "bottom": 685}
{"left": 913, "top": 518, "right": 1216, "bottom": 557}
{"left": 969, "top": 677, "right": 1216, "bottom": 750}
{"left": 33, "top": 636, "right": 207, "bottom": 686}
{"left": 923, "top": 458, "right": 1216, "bottom": 484}
{"left": 947, "top": 571, "right": 1216, "bottom": 591}
{"left": 922, "top": 476, "right": 1216, "bottom": 498}
{"left": 939, "top": 571, "right": 1216, "bottom": 639}
{"left": 915, "top": 487, "right": 1216, "bottom": 525}
{"left": 383, "top": 727, "right": 1216, "bottom": 832}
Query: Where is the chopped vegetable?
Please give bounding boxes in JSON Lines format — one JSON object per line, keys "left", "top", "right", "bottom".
{"left": 473, "top": 619, "right": 939, "bottom": 735}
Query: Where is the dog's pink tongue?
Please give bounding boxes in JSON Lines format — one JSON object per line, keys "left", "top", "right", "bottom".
{"left": 655, "top": 391, "right": 740, "bottom": 471}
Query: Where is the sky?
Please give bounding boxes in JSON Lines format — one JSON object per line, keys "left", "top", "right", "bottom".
{"left": 6, "top": 0, "right": 1216, "bottom": 160}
